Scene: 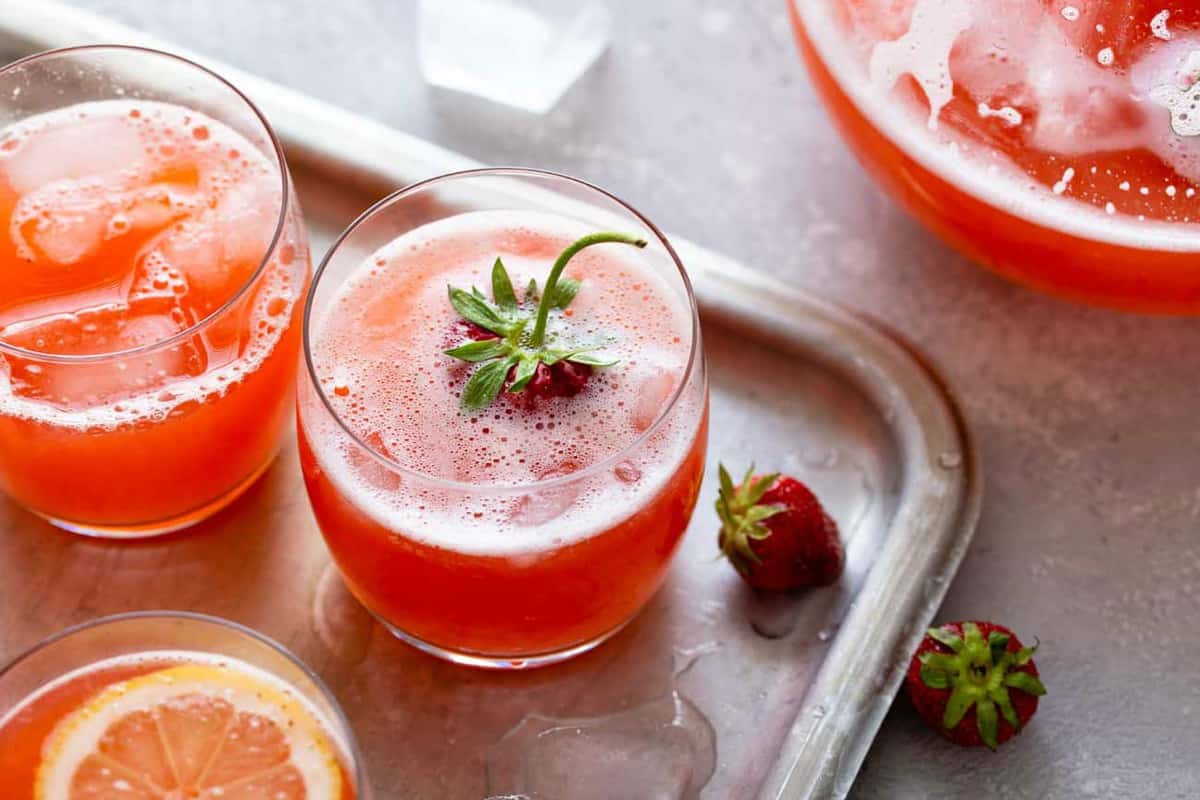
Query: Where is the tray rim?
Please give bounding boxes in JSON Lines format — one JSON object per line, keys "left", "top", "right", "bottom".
{"left": 0, "top": 4, "right": 982, "bottom": 798}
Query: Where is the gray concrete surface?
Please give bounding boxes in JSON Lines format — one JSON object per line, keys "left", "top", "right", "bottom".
{"left": 65, "top": 1, "right": 1200, "bottom": 797}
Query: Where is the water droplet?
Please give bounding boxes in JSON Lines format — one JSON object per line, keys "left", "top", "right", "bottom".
{"left": 938, "top": 451, "right": 963, "bottom": 469}
{"left": 614, "top": 460, "right": 642, "bottom": 483}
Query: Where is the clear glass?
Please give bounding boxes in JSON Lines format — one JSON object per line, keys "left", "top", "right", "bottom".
{"left": 790, "top": 0, "right": 1200, "bottom": 312}
{"left": 298, "top": 168, "right": 708, "bottom": 669}
{"left": 418, "top": 0, "right": 610, "bottom": 113}
{"left": 0, "top": 611, "right": 368, "bottom": 797}
{"left": 0, "top": 46, "right": 311, "bottom": 536}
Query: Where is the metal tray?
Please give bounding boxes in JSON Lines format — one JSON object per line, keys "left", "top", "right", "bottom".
{"left": 0, "top": 3, "right": 981, "bottom": 798}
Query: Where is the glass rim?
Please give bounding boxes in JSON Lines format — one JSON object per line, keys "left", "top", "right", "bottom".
{"left": 0, "top": 43, "right": 292, "bottom": 365}
{"left": 0, "top": 609, "right": 368, "bottom": 790}
{"left": 302, "top": 166, "right": 704, "bottom": 494}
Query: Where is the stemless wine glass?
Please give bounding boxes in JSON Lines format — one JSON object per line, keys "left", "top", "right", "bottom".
{"left": 0, "top": 611, "right": 368, "bottom": 797}
{"left": 0, "top": 45, "right": 310, "bottom": 537}
{"left": 299, "top": 168, "right": 708, "bottom": 669}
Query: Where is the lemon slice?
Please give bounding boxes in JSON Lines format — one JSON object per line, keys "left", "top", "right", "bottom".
{"left": 35, "top": 662, "right": 344, "bottom": 799}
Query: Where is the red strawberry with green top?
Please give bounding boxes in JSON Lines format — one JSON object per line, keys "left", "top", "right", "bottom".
{"left": 906, "top": 621, "right": 1046, "bottom": 750}
{"left": 443, "top": 233, "right": 645, "bottom": 410}
{"left": 716, "top": 464, "right": 844, "bottom": 591}
{"left": 453, "top": 318, "right": 593, "bottom": 404}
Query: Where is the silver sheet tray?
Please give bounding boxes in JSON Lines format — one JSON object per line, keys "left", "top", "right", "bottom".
{"left": 0, "top": 3, "right": 981, "bottom": 798}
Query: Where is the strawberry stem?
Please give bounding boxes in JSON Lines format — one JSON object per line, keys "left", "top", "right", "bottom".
{"left": 528, "top": 232, "right": 647, "bottom": 348}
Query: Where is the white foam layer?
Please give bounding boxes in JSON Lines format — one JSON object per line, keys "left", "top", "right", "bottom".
{"left": 0, "top": 100, "right": 301, "bottom": 431}
{"left": 303, "top": 210, "right": 702, "bottom": 557}
{"left": 795, "top": 0, "right": 1200, "bottom": 250}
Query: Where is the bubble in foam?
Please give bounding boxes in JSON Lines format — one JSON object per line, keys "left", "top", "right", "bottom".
{"left": 1060, "top": 5, "right": 1079, "bottom": 22}
{"left": 1097, "top": 47, "right": 1114, "bottom": 66}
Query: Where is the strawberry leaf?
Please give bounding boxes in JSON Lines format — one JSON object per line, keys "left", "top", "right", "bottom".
{"left": 566, "top": 351, "right": 619, "bottom": 367}
{"left": 462, "top": 356, "right": 517, "bottom": 410}
{"left": 553, "top": 277, "right": 582, "bottom": 309}
{"left": 1003, "top": 671, "right": 1047, "bottom": 696}
{"left": 1013, "top": 639, "right": 1039, "bottom": 666}
{"left": 718, "top": 464, "right": 736, "bottom": 499}
{"left": 988, "top": 632, "right": 1010, "bottom": 665}
{"left": 926, "top": 627, "right": 964, "bottom": 653}
{"left": 448, "top": 286, "right": 510, "bottom": 335}
{"left": 990, "top": 686, "right": 1021, "bottom": 730}
{"left": 919, "top": 665, "right": 950, "bottom": 690}
{"left": 745, "top": 473, "right": 780, "bottom": 506}
{"left": 745, "top": 504, "right": 785, "bottom": 524}
{"left": 507, "top": 356, "right": 540, "bottom": 393}
{"left": 918, "top": 652, "right": 959, "bottom": 674}
{"left": 975, "top": 698, "right": 999, "bottom": 750}
{"left": 962, "top": 622, "right": 986, "bottom": 651}
{"left": 942, "top": 687, "right": 973, "bottom": 730}
{"left": 526, "top": 277, "right": 539, "bottom": 302}
{"left": 492, "top": 258, "right": 518, "bottom": 314}
{"left": 444, "top": 338, "right": 508, "bottom": 362}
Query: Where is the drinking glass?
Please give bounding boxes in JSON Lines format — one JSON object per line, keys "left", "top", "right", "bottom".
{"left": 0, "top": 611, "right": 368, "bottom": 797}
{"left": 298, "top": 168, "right": 708, "bottom": 669}
{"left": 0, "top": 45, "right": 310, "bottom": 536}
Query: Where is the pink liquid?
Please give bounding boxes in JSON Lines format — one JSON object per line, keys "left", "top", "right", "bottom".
{"left": 300, "top": 210, "right": 707, "bottom": 657}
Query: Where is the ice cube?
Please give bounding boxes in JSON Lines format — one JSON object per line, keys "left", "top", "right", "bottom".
{"left": 418, "top": 0, "right": 611, "bottom": 113}
{"left": 155, "top": 170, "right": 276, "bottom": 317}
{"left": 487, "top": 693, "right": 716, "bottom": 799}
{"left": 0, "top": 295, "right": 207, "bottom": 407}
{"left": 0, "top": 112, "right": 148, "bottom": 193}
{"left": 11, "top": 177, "right": 198, "bottom": 270}
{"left": 510, "top": 461, "right": 581, "bottom": 526}
{"left": 630, "top": 367, "right": 677, "bottom": 432}
{"left": 347, "top": 431, "right": 403, "bottom": 492}
{"left": 11, "top": 182, "right": 112, "bottom": 266}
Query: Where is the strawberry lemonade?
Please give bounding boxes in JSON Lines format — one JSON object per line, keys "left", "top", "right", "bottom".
{"left": 0, "top": 47, "right": 307, "bottom": 535}
{"left": 791, "top": 0, "right": 1200, "bottom": 310}
{"left": 0, "top": 615, "right": 362, "bottom": 799}
{"left": 299, "top": 170, "right": 707, "bottom": 668}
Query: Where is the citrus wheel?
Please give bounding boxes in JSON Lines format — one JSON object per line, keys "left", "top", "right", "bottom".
{"left": 34, "top": 663, "right": 344, "bottom": 799}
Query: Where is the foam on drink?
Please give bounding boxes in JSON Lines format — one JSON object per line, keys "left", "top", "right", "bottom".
{"left": 304, "top": 210, "right": 702, "bottom": 557}
{"left": 0, "top": 99, "right": 303, "bottom": 431}
{"left": 796, "top": 0, "right": 1200, "bottom": 248}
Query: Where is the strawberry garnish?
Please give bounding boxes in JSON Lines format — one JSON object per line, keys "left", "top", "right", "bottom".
{"left": 452, "top": 317, "right": 594, "bottom": 406}
{"left": 906, "top": 621, "right": 1046, "bottom": 750}
{"left": 715, "top": 464, "right": 844, "bottom": 591}
{"left": 444, "top": 232, "right": 645, "bottom": 409}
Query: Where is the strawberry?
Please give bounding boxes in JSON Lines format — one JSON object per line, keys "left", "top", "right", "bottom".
{"left": 454, "top": 318, "right": 593, "bottom": 404}
{"left": 905, "top": 621, "right": 1047, "bottom": 750}
{"left": 443, "top": 232, "right": 646, "bottom": 410}
{"left": 715, "top": 464, "right": 844, "bottom": 591}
